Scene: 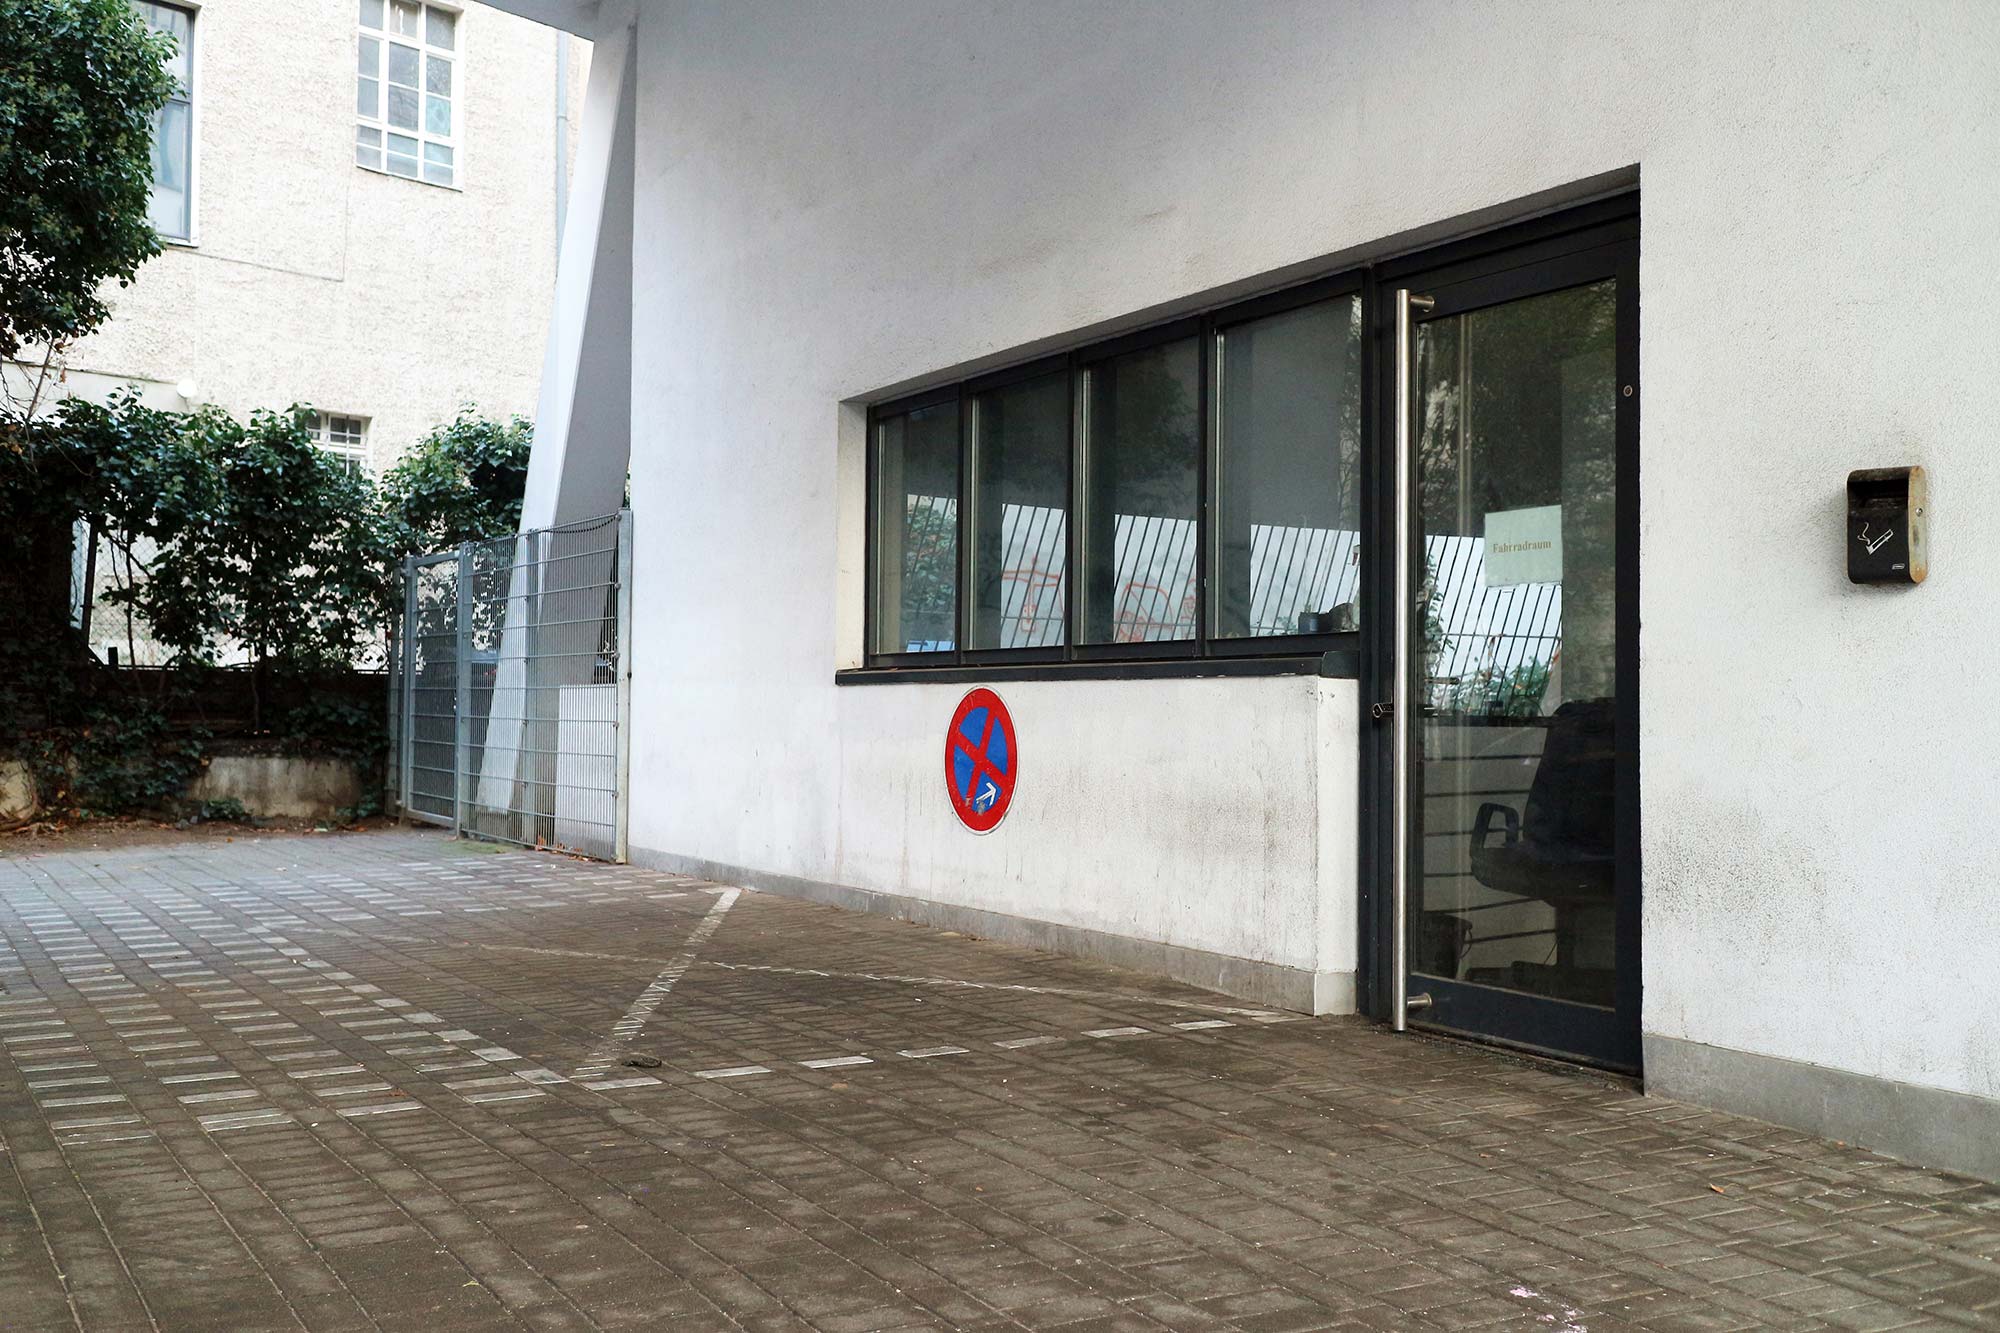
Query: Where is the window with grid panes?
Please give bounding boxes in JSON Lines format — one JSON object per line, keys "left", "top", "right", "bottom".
{"left": 312, "top": 414, "right": 369, "bottom": 476}
{"left": 355, "top": 0, "right": 457, "bottom": 186}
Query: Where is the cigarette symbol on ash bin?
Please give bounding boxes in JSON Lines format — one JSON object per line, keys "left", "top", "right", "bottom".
{"left": 1858, "top": 523, "right": 1893, "bottom": 556}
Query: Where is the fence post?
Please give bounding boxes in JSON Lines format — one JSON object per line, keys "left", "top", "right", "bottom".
{"left": 614, "top": 509, "right": 633, "bottom": 864}
{"left": 527, "top": 527, "right": 548, "bottom": 844}
{"left": 454, "top": 544, "right": 473, "bottom": 836}
{"left": 398, "top": 555, "right": 418, "bottom": 822}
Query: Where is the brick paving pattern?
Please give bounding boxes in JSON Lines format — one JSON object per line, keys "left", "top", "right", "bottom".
{"left": 0, "top": 830, "right": 1996, "bottom": 1331}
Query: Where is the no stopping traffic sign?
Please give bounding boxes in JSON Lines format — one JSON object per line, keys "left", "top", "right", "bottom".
{"left": 945, "top": 688, "right": 1016, "bottom": 833}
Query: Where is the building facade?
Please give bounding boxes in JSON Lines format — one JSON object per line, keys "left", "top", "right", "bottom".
{"left": 492, "top": 0, "right": 2000, "bottom": 1182}
{"left": 41, "top": 0, "right": 588, "bottom": 476}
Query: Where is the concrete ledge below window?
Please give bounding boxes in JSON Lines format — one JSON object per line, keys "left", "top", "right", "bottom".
{"left": 629, "top": 846, "right": 1355, "bottom": 1016}
{"left": 835, "top": 649, "right": 1359, "bottom": 686}
{"left": 1645, "top": 1034, "right": 2000, "bottom": 1183}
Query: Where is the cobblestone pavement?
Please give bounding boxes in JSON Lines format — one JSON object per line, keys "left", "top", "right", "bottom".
{"left": 1, "top": 831, "right": 1997, "bottom": 1332}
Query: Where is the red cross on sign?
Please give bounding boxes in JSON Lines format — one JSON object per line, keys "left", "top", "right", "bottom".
{"left": 945, "top": 688, "right": 1017, "bottom": 833}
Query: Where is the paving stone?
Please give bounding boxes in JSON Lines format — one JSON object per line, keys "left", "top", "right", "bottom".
{"left": 2, "top": 828, "right": 1998, "bottom": 1331}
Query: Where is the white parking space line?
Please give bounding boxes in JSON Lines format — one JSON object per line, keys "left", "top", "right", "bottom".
{"left": 338, "top": 1101, "right": 422, "bottom": 1118}
{"left": 574, "top": 887, "right": 740, "bottom": 1079}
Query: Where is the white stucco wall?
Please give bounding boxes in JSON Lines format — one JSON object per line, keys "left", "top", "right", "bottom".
{"left": 52, "top": 1, "right": 590, "bottom": 472}
{"left": 623, "top": 1, "right": 2000, "bottom": 1096}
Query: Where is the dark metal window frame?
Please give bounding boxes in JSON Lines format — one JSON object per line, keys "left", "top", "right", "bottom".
{"left": 856, "top": 272, "right": 1368, "bottom": 682}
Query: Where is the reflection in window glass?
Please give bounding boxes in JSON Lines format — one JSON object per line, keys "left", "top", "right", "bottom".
{"left": 968, "top": 372, "right": 1068, "bottom": 650}
{"left": 1079, "top": 338, "right": 1199, "bottom": 644}
{"left": 1411, "top": 278, "right": 1622, "bottom": 1010}
{"left": 1213, "top": 295, "right": 1363, "bottom": 637}
{"left": 425, "top": 5, "right": 455, "bottom": 49}
{"left": 873, "top": 405, "right": 959, "bottom": 655}
{"left": 132, "top": 1, "right": 194, "bottom": 239}
{"left": 1416, "top": 280, "right": 1618, "bottom": 716}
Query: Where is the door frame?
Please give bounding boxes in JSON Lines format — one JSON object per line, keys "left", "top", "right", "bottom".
{"left": 1357, "top": 194, "right": 1642, "bottom": 1072}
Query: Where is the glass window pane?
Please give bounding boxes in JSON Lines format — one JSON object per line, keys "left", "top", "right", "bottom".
{"left": 355, "top": 141, "right": 382, "bottom": 169}
{"left": 135, "top": 4, "right": 193, "bottom": 91}
{"left": 359, "top": 0, "right": 384, "bottom": 29}
{"left": 1079, "top": 338, "right": 1199, "bottom": 644}
{"left": 357, "top": 34, "right": 380, "bottom": 75}
{"left": 356, "top": 125, "right": 381, "bottom": 146}
{"left": 425, "top": 54, "right": 451, "bottom": 95}
{"left": 387, "top": 42, "right": 419, "bottom": 86}
{"left": 356, "top": 76, "right": 380, "bottom": 118}
{"left": 386, "top": 133, "right": 418, "bottom": 177}
{"left": 146, "top": 97, "right": 191, "bottom": 238}
{"left": 425, "top": 94, "right": 450, "bottom": 135}
{"left": 426, "top": 6, "right": 456, "bottom": 49}
{"left": 423, "top": 141, "right": 452, "bottom": 165}
{"left": 968, "top": 371, "right": 1068, "bottom": 650}
{"left": 422, "top": 161, "right": 453, "bottom": 186}
{"left": 1411, "top": 279, "right": 1622, "bottom": 1010}
{"left": 387, "top": 84, "right": 419, "bottom": 129}
{"left": 391, "top": 0, "right": 420, "bottom": 36}
{"left": 1213, "top": 295, "right": 1363, "bottom": 638}
{"left": 872, "top": 404, "right": 959, "bottom": 655}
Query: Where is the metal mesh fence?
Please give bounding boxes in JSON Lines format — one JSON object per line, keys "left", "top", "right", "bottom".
{"left": 388, "top": 511, "right": 631, "bottom": 861}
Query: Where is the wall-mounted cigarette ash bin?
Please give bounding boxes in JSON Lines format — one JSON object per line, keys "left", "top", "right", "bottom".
{"left": 1848, "top": 466, "right": 1927, "bottom": 585}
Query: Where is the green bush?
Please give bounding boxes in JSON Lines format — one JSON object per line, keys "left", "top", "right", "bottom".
{"left": 1, "top": 397, "right": 530, "bottom": 818}
{"left": 380, "top": 409, "right": 532, "bottom": 551}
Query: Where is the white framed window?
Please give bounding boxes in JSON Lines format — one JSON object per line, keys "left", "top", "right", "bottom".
{"left": 132, "top": 1, "right": 196, "bottom": 239}
{"left": 312, "top": 413, "right": 370, "bottom": 476}
{"left": 354, "top": 0, "right": 458, "bottom": 187}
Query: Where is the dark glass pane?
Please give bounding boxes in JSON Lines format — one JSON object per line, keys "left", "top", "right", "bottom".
{"left": 1079, "top": 337, "right": 1199, "bottom": 644}
{"left": 872, "top": 404, "right": 959, "bottom": 654}
{"left": 1411, "top": 280, "right": 1620, "bottom": 1009}
{"left": 968, "top": 371, "right": 1068, "bottom": 650}
{"left": 1213, "top": 295, "right": 1362, "bottom": 638}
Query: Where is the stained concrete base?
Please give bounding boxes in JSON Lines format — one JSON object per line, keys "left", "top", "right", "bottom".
{"left": 0, "top": 758, "right": 36, "bottom": 825}
{"left": 187, "top": 754, "right": 364, "bottom": 820}
{"left": 631, "top": 846, "right": 1354, "bottom": 1016}
{"left": 1646, "top": 1033, "right": 2000, "bottom": 1184}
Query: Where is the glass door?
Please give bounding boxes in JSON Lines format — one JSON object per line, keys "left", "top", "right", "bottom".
{"left": 1388, "top": 227, "right": 1639, "bottom": 1071}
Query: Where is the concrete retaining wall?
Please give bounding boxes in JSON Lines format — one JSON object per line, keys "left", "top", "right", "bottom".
{"left": 187, "top": 755, "right": 365, "bottom": 821}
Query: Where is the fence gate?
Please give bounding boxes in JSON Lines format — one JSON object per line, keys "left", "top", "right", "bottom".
{"left": 388, "top": 511, "right": 632, "bottom": 861}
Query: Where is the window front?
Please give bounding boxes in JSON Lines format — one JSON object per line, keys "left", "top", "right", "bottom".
{"left": 870, "top": 402, "right": 958, "bottom": 657}
{"left": 1213, "top": 294, "right": 1363, "bottom": 639}
{"left": 355, "top": 0, "right": 458, "bottom": 186}
{"left": 968, "top": 368, "right": 1069, "bottom": 652}
{"left": 132, "top": 1, "right": 194, "bottom": 240}
{"left": 863, "top": 277, "right": 1365, "bottom": 671}
{"left": 312, "top": 413, "right": 369, "bottom": 476}
{"left": 1079, "top": 334, "right": 1201, "bottom": 646}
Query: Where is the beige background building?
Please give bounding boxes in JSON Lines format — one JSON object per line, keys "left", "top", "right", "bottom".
{"left": 44, "top": 1, "right": 588, "bottom": 475}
